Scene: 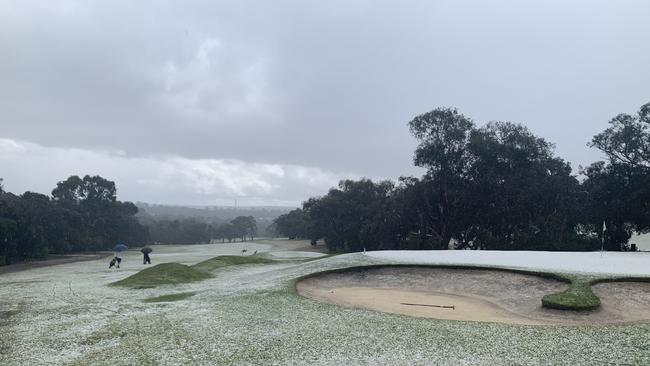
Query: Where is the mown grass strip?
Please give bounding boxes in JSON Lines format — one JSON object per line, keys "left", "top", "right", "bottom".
{"left": 110, "top": 263, "right": 212, "bottom": 289}
{"left": 190, "top": 255, "right": 276, "bottom": 272}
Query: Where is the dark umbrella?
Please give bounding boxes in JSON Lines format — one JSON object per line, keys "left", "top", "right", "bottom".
{"left": 112, "top": 243, "right": 128, "bottom": 252}
{"left": 140, "top": 246, "right": 153, "bottom": 254}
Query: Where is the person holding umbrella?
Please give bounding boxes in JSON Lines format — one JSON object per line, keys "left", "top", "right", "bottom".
{"left": 110, "top": 243, "right": 128, "bottom": 269}
{"left": 141, "top": 246, "right": 152, "bottom": 265}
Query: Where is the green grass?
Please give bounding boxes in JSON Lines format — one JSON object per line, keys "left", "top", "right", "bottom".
{"left": 110, "top": 263, "right": 212, "bottom": 289}
{"left": 542, "top": 275, "right": 650, "bottom": 311}
{"left": 143, "top": 292, "right": 197, "bottom": 303}
{"left": 191, "top": 255, "right": 276, "bottom": 272}
{"left": 542, "top": 275, "right": 601, "bottom": 311}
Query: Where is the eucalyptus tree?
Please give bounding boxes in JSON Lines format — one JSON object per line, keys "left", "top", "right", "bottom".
{"left": 583, "top": 102, "right": 650, "bottom": 249}
{"left": 407, "top": 107, "right": 475, "bottom": 248}
{"left": 466, "top": 122, "right": 590, "bottom": 250}
{"left": 303, "top": 179, "right": 394, "bottom": 252}
{"left": 273, "top": 209, "right": 311, "bottom": 239}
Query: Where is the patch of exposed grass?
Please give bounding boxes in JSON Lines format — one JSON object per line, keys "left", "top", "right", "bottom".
{"left": 191, "top": 255, "right": 276, "bottom": 272}
{"left": 542, "top": 275, "right": 650, "bottom": 311}
{"left": 542, "top": 275, "right": 601, "bottom": 311}
{"left": 80, "top": 323, "right": 128, "bottom": 346}
{"left": 0, "top": 310, "right": 21, "bottom": 321}
{"left": 110, "top": 263, "right": 212, "bottom": 289}
{"left": 143, "top": 292, "right": 196, "bottom": 303}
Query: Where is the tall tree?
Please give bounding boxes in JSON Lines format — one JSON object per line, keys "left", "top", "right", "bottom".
{"left": 590, "top": 102, "right": 650, "bottom": 171}
{"left": 407, "top": 107, "right": 474, "bottom": 248}
{"left": 274, "top": 209, "right": 311, "bottom": 239}
{"left": 466, "top": 122, "right": 591, "bottom": 250}
{"left": 584, "top": 102, "right": 650, "bottom": 249}
{"left": 304, "top": 179, "right": 394, "bottom": 251}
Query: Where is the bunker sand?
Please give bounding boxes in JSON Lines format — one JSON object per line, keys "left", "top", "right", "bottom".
{"left": 301, "top": 286, "right": 548, "bottom": 325}
{"left": 297, "top": 267, "right": 650, "bottom": 325}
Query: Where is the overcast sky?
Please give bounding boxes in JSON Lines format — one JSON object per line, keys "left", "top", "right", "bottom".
{"left": 1, "top": 0, "right": 649, "bottom": 206}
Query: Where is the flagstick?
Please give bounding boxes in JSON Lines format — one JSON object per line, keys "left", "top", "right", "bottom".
{"left": 600, "top": 220, "right": 606, "bottom": 258}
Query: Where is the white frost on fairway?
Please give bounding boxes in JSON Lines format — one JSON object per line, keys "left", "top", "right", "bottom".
{"left": 267, "top": 251, "right": 326, "bottom": 259}
{"left": 366, "top": 250, "right": 650, "bottom": 276}
{"left": 1, "top": 242, "right": 649, "bottom": 365}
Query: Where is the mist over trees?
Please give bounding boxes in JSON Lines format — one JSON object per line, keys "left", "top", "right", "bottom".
{"left": 274, "top": 103, "right": 650, "bottom": 252}
{"left": 138, "top": 215, "right": 258, "bottom": 245}
{"left": 135, "top": 203, "right": 281, "bottom": 241}
{"left": 0, "top": 175, "right": 148, "bottom": 265}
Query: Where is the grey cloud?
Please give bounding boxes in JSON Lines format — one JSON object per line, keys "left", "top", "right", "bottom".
{"left": 0, "top": 138, "right": 348, "bottom": 206}
{"left": 1, "top": 0, "right": 649, "bottom": 204}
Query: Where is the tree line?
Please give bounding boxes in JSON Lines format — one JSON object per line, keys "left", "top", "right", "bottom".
{"left": 0, "top": 175, "right": 260, "bottom": 265}
{"left": 274, "top": 103, "right": 650, "bottom": 252}
{"left": 0, "top": 175, "right": 148, "bottom": 265}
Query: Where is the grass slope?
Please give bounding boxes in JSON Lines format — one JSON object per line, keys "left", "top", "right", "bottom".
{"left": 191, "top": 255, "right": 276, "bottom": 272}
{"left": 110, "top": 263, "right": 212, "bottom": 289}
{"left": 111, "top": 255, "right": 277, "bottom": 289}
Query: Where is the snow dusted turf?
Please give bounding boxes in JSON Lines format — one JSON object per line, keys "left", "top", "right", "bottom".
{"left": 366, "top": 250, "right": 650, "bottom": 276}
{"left": 1, "top": 242, "right": 650, "bottom": 365}
{"left": 267, "top": 251, "right": 327, "bottom": 259}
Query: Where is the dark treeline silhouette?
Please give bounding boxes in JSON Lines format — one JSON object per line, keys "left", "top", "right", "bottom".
{"left": 0, "top": 174, "right": 261, "bottom": 264}
{"left": 274, "top": 104, "right": 650, "bottom": 252}
{"left": 0, "top": 175, "right": 148, "bottom": 265}
{"left": 138, "top": 215, "right": 258, "bottom": 244}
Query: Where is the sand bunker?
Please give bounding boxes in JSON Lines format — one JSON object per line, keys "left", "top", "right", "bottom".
{"left": 297, "top": 266, "right": 650, "bottom": 325}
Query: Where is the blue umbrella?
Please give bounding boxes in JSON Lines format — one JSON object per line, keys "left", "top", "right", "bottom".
{"left": 112, "top": 243, "right": 128, "bottom": 252}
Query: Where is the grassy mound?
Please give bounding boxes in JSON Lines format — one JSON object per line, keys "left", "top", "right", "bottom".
{"left": 541, "top": 276, "right": 601, "bottom": 311}
{"left": 191, "top": 255, "right": 276, "bottom": 272}
{"left": 110, "top": 263, "right": 212, "bottom": 289}
{"left": 143, "top": 291, "right": 196, "bottom": 303}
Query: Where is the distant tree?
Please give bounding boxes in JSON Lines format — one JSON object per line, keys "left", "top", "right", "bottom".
{"left": 215, "top": 222, "right": 236, "bottom": 243}
{"left": 230, "top": 216, "right": 257, "bottom": 241}
{"left": 304, "top": 179, "right": 394, "bottom": 251}
{"left": 273, "top": 209, "right": 311, "bottom": 239}
{"left": 145, "top": 217, "right": 212, "bottom": 244}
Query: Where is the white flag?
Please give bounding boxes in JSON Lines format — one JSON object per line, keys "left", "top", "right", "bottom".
{"left": 602, "top": 221, "right": 606, "bottom": 232}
